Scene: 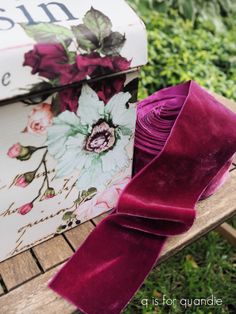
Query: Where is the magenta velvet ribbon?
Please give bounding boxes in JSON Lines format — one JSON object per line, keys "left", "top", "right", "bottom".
{"left": 49, "top": 81, "right": 236, "bottom": 314}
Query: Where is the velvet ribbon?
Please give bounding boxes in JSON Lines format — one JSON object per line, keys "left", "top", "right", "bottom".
{"left": 49, "top": 81, "right": 236, "bottom": 314}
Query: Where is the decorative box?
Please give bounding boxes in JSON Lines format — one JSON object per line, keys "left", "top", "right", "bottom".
{"left": 0, "top": 0, "right": 147, "bottom": 262}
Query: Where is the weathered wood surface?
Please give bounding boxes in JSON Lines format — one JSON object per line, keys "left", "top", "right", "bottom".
{"left": 0, "top": 92, "right": 235, "bottom": 313}
{"left": 0, "top": 283, "right": 4, "bottom": 296}
{"left": 0, "top": 220, "right": 96, "bottom": 313}
{"left": 32, "top": 235, "right": 74, "bottom": 272}
{"left": 0, "top": 266, "right": 77, "bottom": 314}
{"left": 216, "top": 223, "right": 236, "bottom": 247}
{"left": 0, "top": 251, "right": 41, "bottom": 291}
{"left": 64, "top": 221, "right": 95, "bottom": 250}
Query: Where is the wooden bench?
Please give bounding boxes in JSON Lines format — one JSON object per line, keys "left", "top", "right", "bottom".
{"left": 0, "top": 94, "right": 236, "bottom": 314}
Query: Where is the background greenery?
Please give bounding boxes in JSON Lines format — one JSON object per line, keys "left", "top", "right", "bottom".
{"left": 124, "top": 1, "right": 236, "bottom": 313}
{"left": 128, "top": 0, "right": 236, "bottom": 101}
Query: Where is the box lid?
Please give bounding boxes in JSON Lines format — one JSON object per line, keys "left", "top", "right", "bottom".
{"left": 0, "top": 0, "right": 147, "bottom": 102}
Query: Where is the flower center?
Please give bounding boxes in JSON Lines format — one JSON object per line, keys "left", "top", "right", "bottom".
{"left": 86, "top": 121, "right": 116, "bottom": 153}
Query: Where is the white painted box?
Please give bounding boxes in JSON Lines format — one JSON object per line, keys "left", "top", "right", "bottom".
{"left": 0, "top": 0, "right": 147, "bottom": 262}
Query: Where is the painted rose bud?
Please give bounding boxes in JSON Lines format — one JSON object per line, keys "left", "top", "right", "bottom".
{"left": 15, "top": 171, "right": 36, "bottom": 188}
{"left": 18, "top": 203, "right": 33, "bottom": 215}
{"left": 7, "top": 143, "right": 37, "bottom": 161}
{"left": 42, "top": 187, "right": 56, "bottom": 200}
{"left": 7, "top": 143, "right": 23, "bottom": 158}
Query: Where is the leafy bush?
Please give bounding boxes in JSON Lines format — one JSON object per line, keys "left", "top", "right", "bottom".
{"left": 128, "top": 0, "right": 236, "bottom": 32}
{"left": 136, "top": 10, "right": 236, "bottom": 101}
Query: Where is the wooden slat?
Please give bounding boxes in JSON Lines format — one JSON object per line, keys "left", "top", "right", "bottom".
{"left": 64, "top": 221, "right": 95, "bottom": 250}
{"left": 0, "top": 265, "right": 77, "bottom": 314}
{"left": 92, "top": 212, "right": 110, "bottom": 225}
{"left": 213, "top": 92, "right": 236, "bottom": 112}
{"left": 0, "top": 283, "right": 4, "bottom": 296}
{"left": 0, "top": 251, "right": 41, "bottom": 291}
{"left": 32, "top": 235, "right": 74, "bottom": 272}
{"left": 157, "top": 170, "right": 236, "bottom": 264}
{"left": 216, "top": 223, "right": 236, "bottom": 247}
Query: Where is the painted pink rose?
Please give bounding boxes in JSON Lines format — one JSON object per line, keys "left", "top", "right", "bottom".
{"left": 26, "top": 103, "right": 53, "bottom": 135}
{"left": 7, "top": 143, "right": 21, "bottom": 158}
{"left": 18, "top": 203, "right": 33, "bottom": 215}
{"left": 24, "top": 43, "right": 68, "bottom": 80}
{"left": 15, "top": 175, "right": 28, "bottom": 188}
{"left": 95, "top": 177, "right": 130, "bottom": 210}
{"left": 77, "top": 177, "right": 130, "bottom": 219}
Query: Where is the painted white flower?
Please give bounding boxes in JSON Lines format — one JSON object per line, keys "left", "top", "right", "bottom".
{"left": 47, "top": 84, "right": 136, "bottom": 191}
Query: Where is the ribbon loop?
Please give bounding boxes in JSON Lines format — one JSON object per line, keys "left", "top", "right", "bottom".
{"left": 49, "top": 81, "right": 236, "bottom": 314}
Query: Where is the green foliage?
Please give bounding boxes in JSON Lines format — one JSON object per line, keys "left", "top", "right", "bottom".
{"left": 137, "top": 10, "right": 236, "bottom": 101}
{"left": 124, "top": 230, "right": 236, "bottom": 313}
{"left": 128, "top": 0, "right": 236, "bottom": 32}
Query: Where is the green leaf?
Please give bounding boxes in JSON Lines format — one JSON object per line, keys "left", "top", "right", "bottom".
{"left": 56, "top": 225, "right": 65, "bottom": 233}
{"left": 21, "top": 23, "right": 73, "bottom": 45}
{"left": 101, "top": 32, "right": 126, "bottom": 55}
{"left": 24, "top": 171, "right": 36, "bottom": 183}
{"left": 62, "top": 211, "right": 76, "bottom": 221}
{"left": 76, "top": 187, "right": 97, "bottom": 205}
{"left": 87, "top": 187, "right": 97, "bottom": 195}
{"left": 178, "top": 0, "right": 196, "bottom": 21}
{"left": 75, "top": 196, "right": 82, "bottom": 205}
{"left": 218, "top": 0, "right": 231, "bottom": 13}
{"left": 51, "top": 94, "right": 61, "bottom": 117}
{"left": 22, "top": 81, "right": 54, "bottom": 105}
{"left": 83, "top": 7, "right": 112, "bottom": 43}
{"left": 71, "top": 24, "right": 99, "bottom": 52}
{"left": 120, "top": 126, "right": 133, "bottom": 136}
{"left": 68, "top": 51, "right": 77, "bottom": 64}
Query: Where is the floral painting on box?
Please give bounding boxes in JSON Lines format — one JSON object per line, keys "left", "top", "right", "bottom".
{"left": 2, "top": 7, "right": 137, "bottom": 246}
{"left": 7, "top": 84, "right": 136, "bottom": 229}
{"left": 21, "top": 7, "right": 131, "bottom": 112}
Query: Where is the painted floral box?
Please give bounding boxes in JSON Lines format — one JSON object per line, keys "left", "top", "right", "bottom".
{"left": 0, "top": 0, "right": 147, "bottom": 262}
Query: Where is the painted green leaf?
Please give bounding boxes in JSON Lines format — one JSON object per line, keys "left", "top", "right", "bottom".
{"left": 21, "top": 23, "right": 73, "bottom": 45}
{"left": 71, "top": 24, "right": 99, "bottom": 52}
{"left": 57, "top": 225, "right": 65, "bottom": 233}
{"left": 120, "top": 126, "right": 133, "bottom": 136}
{"left": 62, "top": 211, "right": 76, "bottom": 221}
{"left": 75, "top": 196, "right": 82, "bottom": 205}
{"left": 101, "top": 32, "right": 126, "bottom": 55}
{"left": 83, "top": 7, "right": 112, "bottom": 43}
{"left": 68, "top": 51, "right": 77, "bottom": 63}
{"left": 76, "top": 187, "right": 97, "bottom": 205}
{"left": 51, "top": 94, "right": 61, "bottom": 117}
{"left": 22, "top": 82, "right": 54, "bottom": 105}
{"left": 24, "top": 171, "right": 36, "bottom": 183}
{"left": 85, "top": 187, "right": 97, "bottom": 200}
{"left": 87, "top": 187, "right": 97, "bottom": 195}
